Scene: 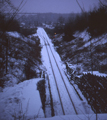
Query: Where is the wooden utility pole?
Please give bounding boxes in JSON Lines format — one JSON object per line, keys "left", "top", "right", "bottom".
{"left": 6, "top": 38, "right": 8, "bottom": 74}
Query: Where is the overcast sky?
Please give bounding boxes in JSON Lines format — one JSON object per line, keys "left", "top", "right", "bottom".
{"left": 11, "top": 0, "right": 100, "bottom": 13}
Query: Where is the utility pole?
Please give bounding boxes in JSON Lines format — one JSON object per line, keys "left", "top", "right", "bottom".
{"left": 6, "top": 38, "right": 8, "bottom": 74}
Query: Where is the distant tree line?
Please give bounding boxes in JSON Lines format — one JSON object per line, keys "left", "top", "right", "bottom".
{"left": 62, "top": 5, "right": 107, "bottom": 41}
{"left": 0, "top": 13, "right": 38, "bottom": 37}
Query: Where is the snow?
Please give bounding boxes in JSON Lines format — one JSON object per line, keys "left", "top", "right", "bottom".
{"left": 74, "top": 30, "right": 91, "bottom": 42}
{"left": 37, "top": 113, "right": 107, "bottom": 120}
{"left": 83, "top": 71, "right": 107, "bottom": 77}
{"left": 7, "top": 31, "right": 21, "bottom": 38}
{"left": 2, "top": 28, "right": 107, "bottom": 119}
{"left": 29, "top": 33, "right": 38, "bottom": 38}
{"left": 36, "top": 27, "right": 107, "bottom": 119}
{"left": 0, "top": 78, "right": 44, "bottom": 120}
{"left": 7, "top": 31, "right": 37, "bottom": 45}
{"left": 42, "top": 23, "right": 54, "bottom": 29}
{"left": 37, "top": 27, "right": 93, "bottom": 116}
{"left": 83, "top": 36, "right": 106, "bottom": 48}
{"left": 74, "top": 30, "right": 107, "bottom": 51}
{"left": 83, "top": 33, "right": 107, "bottom": 47}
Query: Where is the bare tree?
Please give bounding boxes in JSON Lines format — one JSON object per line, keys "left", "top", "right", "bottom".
{"left": 99, "top": 0, "right": 107, "bottom": 7}
{"left": 0, "top": 0, "right": 27, "bottom": 37}
{"left": 76, "top": 0, "right": 85, "bottom": 13}
{"left": 0, "top": 0, "right": 27, "bottom": 74}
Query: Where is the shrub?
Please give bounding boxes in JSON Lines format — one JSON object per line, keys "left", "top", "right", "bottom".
{"left": 0, "top": 13, "right": 20, "bottom": 32}
{"left": 6, "top": 19, "right": 20, "bottom": 32}
{"left": 77, "top": 73, "right": 107, "bottom": 113}
{"left": 20, "top": 28, "right": 37, "bottom": 37}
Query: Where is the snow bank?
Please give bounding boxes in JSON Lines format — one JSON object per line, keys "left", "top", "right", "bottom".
{"left": 29, "top": 33, "right": 38, "bottom": 38}
{"left": 83, "top": 71, "right": 107, "bottom": 77}
{"left": 7, "top": 31, "right": 21, "bottom": 38}
{"left": 37, "top": 113, "right": 107, "bottom": 120}
{"left": 74, "top": 30, "right": 91, "bottom": 42}
{"left": 0, "top": 78, "right": 44, "bottom": 120}
{"left": 42, "top": 23, "right": 54, "bottom": 29}
{"left": 74, "top": 30, "right": 107, "bottom": 49}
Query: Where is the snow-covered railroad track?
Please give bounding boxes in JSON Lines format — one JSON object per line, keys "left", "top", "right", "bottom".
{"left": 44, "top": 37, "right": 78, "bottom": 115}
{"left": 37, "top": 27, "right": 94, "bottom": 116}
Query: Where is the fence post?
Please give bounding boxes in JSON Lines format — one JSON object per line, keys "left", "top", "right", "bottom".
{"left": 43, "top": 71, "right": 45, "bottom": 79}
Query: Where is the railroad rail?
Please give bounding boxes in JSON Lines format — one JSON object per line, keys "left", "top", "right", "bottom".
{"left": 42, "top": 36, "right": 78, "bottom": 115}
{"left": 37, "top": 27, "right": 94, "bottom": 116}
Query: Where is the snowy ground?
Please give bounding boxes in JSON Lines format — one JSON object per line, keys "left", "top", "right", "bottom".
{"left": 83, "top": 71, "right": 107, "bottom": 77}
{"left": 7, "top": 31, "right": 21, "bottom": 38}
{"left": 36, "top": 27, "right": 107, "bottom": 119}
{"left": 1, "top": 28, "right": 107, "bottom": 120}
{"left": 0, "top": 78, "right": 44, "bottom": 120}
{"left": 37, "top": 113, "right": 107, "bottom": 120}
{"left": 37, "top": 27, "right": 94, "bottom": 116}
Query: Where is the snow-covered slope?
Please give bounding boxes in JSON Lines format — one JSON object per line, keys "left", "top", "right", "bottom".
{"left": 52, "top": 30, "right": 107, "bottom": 74}
{"left": 0, "top": 77, "right": 107, "bottom": 120}
{"left": 7, "top": 31, "right": 21, "bottom": 38}
{"left": 83, "top": 71, "right": 107, "bottom": 77}
{"left": 37, "top": 113, "right": 107, "bottom": 120}
{"left": 0, "top": 78, "right": 44, "bottom": 120}
{"left": 1, "top": 28, "right": 107, "bottom": 120}
{"left": 0, "top": 31, "right": 42, "bottom": 88}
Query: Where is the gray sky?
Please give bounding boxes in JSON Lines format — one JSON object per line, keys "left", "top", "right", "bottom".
{"left": 11, "top": 0, "right": 100, "bottom": 13}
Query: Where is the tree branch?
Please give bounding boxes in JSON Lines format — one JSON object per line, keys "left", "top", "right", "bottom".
{"left": 0, "top": 0, "right": 26, "bottom": 38}
{"left": 99, "top": 0, "right": 107, "bottom": 7}
{"left": 76, "top": 0, "right": 84, "bottom": 13}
